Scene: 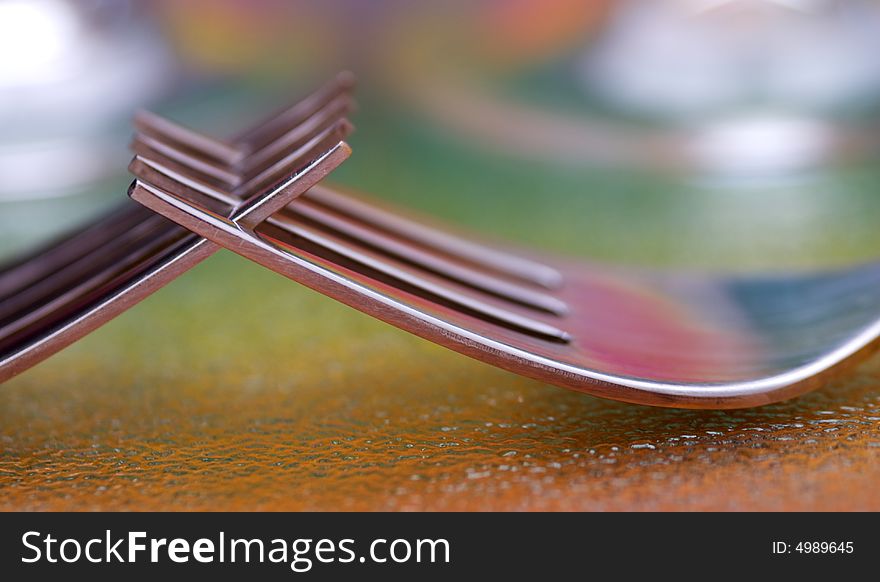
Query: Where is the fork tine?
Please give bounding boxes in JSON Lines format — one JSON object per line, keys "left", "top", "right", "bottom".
{"left": 129, "top": 119, "right": 353, "bottom": 215}
{"left": 7, "top": 135, "right": 350, "bottom": 346}
{"left": 273, "top": 201, "right": 568, "bottom": 315}
{"left": 0, "top": 204, "right": 151, "bottom": 298}
{"left": 235, "top": 119, "right": 354, "bottom": 201}
{"left": 0, "top": 79, "right": 353, "bottom": 383}
{"left": 0, "top": 219, "right": 189, "bottom": 344}
{"left": 132, "top": 132, "right": 242, "bottom": 188}
{"left": 0, "top": 135, "right": 350, "bottom": 382}
{"left": 133, "top": 93, "right": 355, "bottom": 190}
{"left": 0, "top": 213, "right": 172, "bottom": 325}
{"left": 129, "top": 178, "right": 570, "bottom": 343}
{"left": 130, "top": 154, "right": 568, "bottom": 334}
{"left": 2, "top": 81, "right": 354, "bottom": 301}
{"left": 130, "top": 149, "right": 569, "bottom": 342}
{"left": 135, "top": 115, "right": 563, "bottom": 290}
{"left": 1, "top": 122, "right": 351, "bottom": 328}
{"left": 258, "top": 218, "right": 571, "bottom": 342}
{"left": 231, "top": 71, "right": 356, "bottom": 154}
{"left": 0, "top": 229, "right": 212, "bottom": 381}
{"left": 131, "top": 139, "right": 352, "bottom": 230}
{"left": 132, "top": 71, "right": 355, "bottom": 167}
{"left": 132, "top": 96, "right": 570, "bottom": 342}
{"left": 129, "top": 122, "right": 353, "bottom": 227}
{"left": 130, "top": 128, "right": 567, "bottom": 316}
{"left": 237, "top": 96, "right": 355, "bottom": 176}
{"left": 133, "top": 109, "right": 243, "bottom": 166}
{"left": 131, "top": 97, "right": 354, "bottom": 191}
{"left": 304, "top": 186, "right": 564, "bottom": 290}
{"left": 0, "top": 106, "right": 352, "bottom": 320}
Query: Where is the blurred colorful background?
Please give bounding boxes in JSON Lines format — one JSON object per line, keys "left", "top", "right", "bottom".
{"left": 2, "top": 0, "right": 880, "bottom": 511}
{"left": 4, "top": 0, "right": 880, "bottom": 268}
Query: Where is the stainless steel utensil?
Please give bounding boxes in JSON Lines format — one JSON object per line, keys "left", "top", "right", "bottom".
{"left": 130, "top": 105, "right": 880, "bottom": 409}
{"left": 0, "top": 76, "right": 354, "bottom": 382}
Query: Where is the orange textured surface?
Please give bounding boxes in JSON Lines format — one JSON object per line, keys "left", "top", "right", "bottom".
{"left": 2, "top": 253, "right": 879, "bottom": 512}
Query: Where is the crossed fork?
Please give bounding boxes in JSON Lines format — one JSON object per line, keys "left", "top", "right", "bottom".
{"left": 2, "top": 74, "right": 879, "bottom": 409}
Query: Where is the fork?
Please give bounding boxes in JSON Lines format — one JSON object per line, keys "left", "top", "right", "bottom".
{"left": 130, "top": 109, "right": 880, "bottom": 409}
{"left": 0, "top": 75, "right": 355, "bottom": 383}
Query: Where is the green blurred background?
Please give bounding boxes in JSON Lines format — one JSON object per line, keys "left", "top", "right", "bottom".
{"left": 3, "top": 0, "right": 880, "bottom": 270}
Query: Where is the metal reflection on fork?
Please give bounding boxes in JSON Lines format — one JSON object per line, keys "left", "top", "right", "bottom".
{"left": 0, "top": 74, "right": 355, "bottom": 383}
{"left": 129, "top": 103, "right": 880, "bottom": 409}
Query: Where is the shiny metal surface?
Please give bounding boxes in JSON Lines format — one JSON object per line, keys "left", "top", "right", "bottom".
{"left": 130, "top": 108, "right": 880, "bottom": 409}
{"left": 0, "top": 77, "right": 354, "bottom": 383}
